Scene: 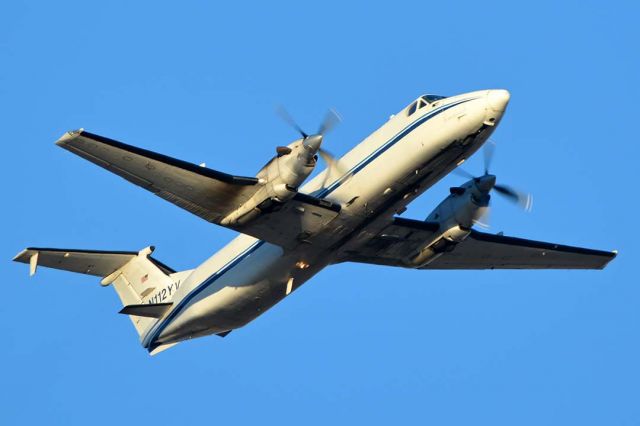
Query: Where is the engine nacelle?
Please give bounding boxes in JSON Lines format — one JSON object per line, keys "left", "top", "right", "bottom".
{"left": 426, "top": 183, "right": 488, "bottom": 229}
{"left": 220, "top": 136, "right": 321, "bottom": 226}
{"left": 259, "top": 137, "right": 318, "bottom": 201}
{"left": 405, "top": 177, "right": 491, "bottom": 268}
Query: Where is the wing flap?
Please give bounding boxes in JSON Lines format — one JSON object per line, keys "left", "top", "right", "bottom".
{"left": 339, "top": 217, "right": 440, "bottom": 266}
{"left": 239, "top": 193, "right": 342, "bottom": 249}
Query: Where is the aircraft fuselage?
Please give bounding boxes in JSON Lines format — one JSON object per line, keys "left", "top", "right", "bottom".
{"left": 144, "top": 90, "right": 510, "bottom": 350}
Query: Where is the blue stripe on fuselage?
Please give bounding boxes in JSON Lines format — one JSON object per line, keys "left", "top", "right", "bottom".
{"left": 143, "top": 240, "right": 265, "bottom": 349}
{"left": 316, "top": 97, "right": 477, "bottom": 198}
{"left": 143, "top": 96, "right": 478, "bottom": 349}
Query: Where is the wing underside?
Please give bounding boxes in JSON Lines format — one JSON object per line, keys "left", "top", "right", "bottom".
{"left": 56, "top": 129, "right": 260, "bottom": 223}
{"left": 341, "top": 218, "right": 616, "bottom": 270}
{"left": 421, "top": 231, "right": 616, "bottom": 269}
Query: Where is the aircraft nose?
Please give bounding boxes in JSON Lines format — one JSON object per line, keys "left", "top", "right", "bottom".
{"left": 487, "top": 89, "right": 511, "bottom": 112}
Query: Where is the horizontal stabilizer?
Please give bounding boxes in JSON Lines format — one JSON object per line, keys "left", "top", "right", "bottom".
{"left": 149, "top": 342, "right": 178, "bottom": 356}
{"left": 119, "top": 302, "right": 173, "bottom": 318}
{"left": 13, "top": 247, "right": 175, "bottom": 278}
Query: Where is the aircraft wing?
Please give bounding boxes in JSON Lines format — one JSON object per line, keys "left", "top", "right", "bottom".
{"left": 341, "top": 217, "right": 616, "bottom": 269}
{"left": 56, "top": 129, "right": 260, "bottom": 223}
{"left": 56, "top": 130, "right": 340, "bottom": 249}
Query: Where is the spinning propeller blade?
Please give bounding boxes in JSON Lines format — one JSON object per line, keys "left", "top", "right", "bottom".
{"left": 473, "top": 205, "right": 491, "bottom": 229}
{"left": 483, "top": 140, "right": 496, "bottom": 175}
{"left": 317, "top": 109, "right": 341, "bottom": 136}
{"left": 276, "top": 105, "right": 308, "bottom": 138}
{"left": 318, "top": 147, "right": 350, "bottom": 189}
{"left": 452, "top": 167, "right": 475, "bottom": 179}
{"left": 461, "top": 141, "right": 533, "bottom": 227}
{"left": 494, "top": 184, "right": 533, "bottom": 211}
{"left": 276, "top": 106, "right": 350, "bottom": 189}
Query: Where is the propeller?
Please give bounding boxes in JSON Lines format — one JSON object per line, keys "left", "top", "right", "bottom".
{"left": 276, "top": 105, "right": 310, "bottom": 139}
{"left": 493, "top": 183, "right": 533, "bottom": 211}
{"left": 473, "top": 205, "right": 491, "bottom": 229}
{"left": 317, "top": 108, "right": 342, "bottom": 136}
{"left": 276, "top": 106, "right": 349, "bottom": 188}
{"left": 453, "top": 140, "right": 533, "bottom": 226}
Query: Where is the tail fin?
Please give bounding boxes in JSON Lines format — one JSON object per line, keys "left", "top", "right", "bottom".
{"left": 13, "top": 246, "right": 182, "bottom": 338}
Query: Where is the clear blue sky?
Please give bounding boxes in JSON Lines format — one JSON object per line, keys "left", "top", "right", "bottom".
{"left": 2, "top": 1, "right": 638, "bottom": 425}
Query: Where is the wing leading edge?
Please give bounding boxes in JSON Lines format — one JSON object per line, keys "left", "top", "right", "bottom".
{"left": 342, "top": 218, "right": 616, "bottom": 270}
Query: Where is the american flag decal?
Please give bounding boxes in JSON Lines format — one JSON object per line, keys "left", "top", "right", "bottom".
{"left": 141, "top": 274, "right": 149, "bottom": 283}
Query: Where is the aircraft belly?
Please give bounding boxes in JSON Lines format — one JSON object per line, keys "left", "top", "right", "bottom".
{"left": 164, "top": 282, "right": 284, "bottom": 339}
{"left": 155, "top": 243, "right": 328, "bottom": 344}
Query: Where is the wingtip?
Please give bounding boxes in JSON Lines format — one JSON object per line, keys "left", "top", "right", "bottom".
{"left": 599, "top": 250, "right": 618, "bottom": 269}
{"left": 55, "top": 128, "right": 85, "bottom": 146}
{"left": 12, "top": 249, "right": 38, "bottom": 276}
{"left": 12, "top": 248, "right": 29, "bottom": 262}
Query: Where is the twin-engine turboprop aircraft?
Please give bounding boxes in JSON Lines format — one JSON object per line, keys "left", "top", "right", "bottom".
{"left": 14, "top": 89, "right": 616, "bottom": 354}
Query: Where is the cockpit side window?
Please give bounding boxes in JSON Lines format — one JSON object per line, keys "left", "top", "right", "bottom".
{"left": 418, "top": 99, "right": 428, "bottom": 109}
{"left": 407, "top": 101, "right": 418, "bottom": 116}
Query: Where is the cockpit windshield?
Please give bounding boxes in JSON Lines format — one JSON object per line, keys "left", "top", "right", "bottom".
{"left": 407, "top": 94, "right": 449, "bottom": 116}
{"left": 421, "top": 94, "right": 447, "bottom": 103}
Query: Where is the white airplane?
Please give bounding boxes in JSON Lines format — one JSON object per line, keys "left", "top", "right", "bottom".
{"left": 14, "top": 89, "right": 616, "bottom": 354}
